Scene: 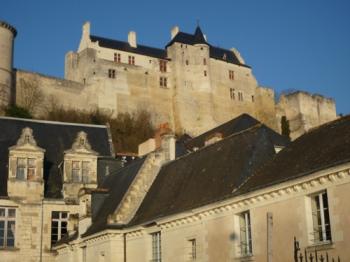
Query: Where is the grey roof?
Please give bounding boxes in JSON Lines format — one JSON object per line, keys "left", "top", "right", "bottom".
{"left": 130, "top": 125, "right": 276, "bottom": 225}
{"left": 90, "top": 35, "right": 168, "bottom": 59}
{"left": 234, "top": 115, "right": 350, "bottom": 196}
{"left": 81, "top": 114, "right": 287, "bottom": 236}
{"left": 0, "top": 117, "right": 113, "bottom": 198}
{"left": 185, "top": 114, "right": 289, "bottom": 150}
{"left": 90, "top": 26, "right": 249, "bottom": 67}
{"left": 82, "top": 157, "right": 146, "bottom": 237}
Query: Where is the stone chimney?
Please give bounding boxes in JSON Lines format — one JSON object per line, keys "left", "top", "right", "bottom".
{"left": 160, "top": 133, "right": 176, "bottom": 161}
{"left": 128, "top": 31, "right": 137, "bottom": 48}
{"left": 171, "top": 26, "right": 179, "bottom": 39}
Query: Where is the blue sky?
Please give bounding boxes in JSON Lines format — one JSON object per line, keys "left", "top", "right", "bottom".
{"left": 2, "top": 0, "right": 350, "bottom": 114}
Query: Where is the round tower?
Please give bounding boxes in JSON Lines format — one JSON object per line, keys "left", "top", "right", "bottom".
{"left": 0, "top": 20, "right": 17, "bottom": 108}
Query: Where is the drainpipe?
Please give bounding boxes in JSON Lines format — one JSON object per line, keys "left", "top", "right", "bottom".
{"left": 124, "top": 233, "right": 127, "bottom": 262}
{"left": 39, "top": 198, "right": 44, "bottom": 262}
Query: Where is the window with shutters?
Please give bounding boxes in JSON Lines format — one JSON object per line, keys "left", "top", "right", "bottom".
{"left": 239, "top": 211, "right": 252, "bottom": 256}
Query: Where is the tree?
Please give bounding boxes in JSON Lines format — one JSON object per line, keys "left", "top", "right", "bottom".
{"left": 17, "top": 79, "right": 44, "bottom": 114}
{"left": 281, "top": 116, "right": 290, "bottom": 138}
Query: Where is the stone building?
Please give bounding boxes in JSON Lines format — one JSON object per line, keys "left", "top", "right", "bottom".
{"left": 53, "top": 114, "right": 350, "bottom": 261}
{"left": 0, "top": 20, "right": 337, "bottom": 139}
{"left": 0, "top": 116, "right": 116, "bottom": 262}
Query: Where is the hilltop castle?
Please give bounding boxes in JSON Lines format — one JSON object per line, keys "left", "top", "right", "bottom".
{"left": 0, "top": 20, "right": 337, "bottom": 139}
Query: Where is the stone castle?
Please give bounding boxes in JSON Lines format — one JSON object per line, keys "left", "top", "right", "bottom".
{"left": 0, "top": 20, "right": 337, "bottom": 139}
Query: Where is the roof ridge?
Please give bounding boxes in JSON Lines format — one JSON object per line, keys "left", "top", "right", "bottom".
{"left": 0, "top": 116, "right": 108, "bottom": 128}
{"left": 90, "top": 34, "right": 165, "bottom": 52}
{"left": 163, "top": 123, "right": 263, "bottom": 167}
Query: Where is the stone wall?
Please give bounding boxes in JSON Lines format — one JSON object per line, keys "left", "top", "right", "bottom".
{"left": 276, "top": 91, "right": 337, "bottom": 139}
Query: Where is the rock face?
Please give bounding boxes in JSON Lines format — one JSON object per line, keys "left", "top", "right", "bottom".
{"left": 1, "top": 21, "right": 337, "bottom": 139}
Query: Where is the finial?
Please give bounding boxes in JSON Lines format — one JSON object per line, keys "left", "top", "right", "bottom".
{"left": 196, "top": 19, "right": 200, "bottom": 27}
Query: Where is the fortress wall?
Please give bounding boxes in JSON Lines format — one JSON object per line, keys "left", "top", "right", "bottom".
{"left": 210, "top": 58, "right": 257, "bottom": 125}
{"left": 276, "top": 91, "right": 337, "bottom": 139}
{"left": 254, "top": 86, "right": 278, "bottom": 130}
{"left": 15, "top": 70, "right": 97, "bottom": 116}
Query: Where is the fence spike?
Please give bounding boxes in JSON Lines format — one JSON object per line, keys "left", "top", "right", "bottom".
{"left": 315, "top": 249, "right": 318, "bottom": 262}
{"left": 320, "top": 254, "right": 324, "bottom": 262}
{"left": 305, "top": 249, "right": 308, "bottom": 262}
{"left": 299, "top": 253, "right": 304, "bottom": 262}
{"left": 310, "top": 253, "right": 314, "bottom": 262}
{"left": 338, "top": 256, "right": 340, "bottom": 262}
{"left": 326, "top": 252, "right": 329, "bottom": 262}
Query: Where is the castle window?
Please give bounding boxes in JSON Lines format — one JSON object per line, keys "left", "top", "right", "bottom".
{"left": 0, "top": 207, "right": 16, "bottom": 248}
{"left": 203, "top": 58, "right": 206, "bottom": 65}
{"left": 51, "top": 211, "right": 68, "bottom": 246}
{"left": 16, "top": 158, "right": 36, "bottom": 180}
{"left": 114, "top": 53, "right": 121, "bottom": 63}
{"left": 251, "top": 95, "right": 254, "bottom": 102}
{"left": 108, "top": 69, "right": 116, "bottom": 79}
{"left": 186, "top": 60, "right": 189, "bottom": 65}
{"left": 230, "top": 88, "right": 235, "bottom": 100}
{"left": 311, "top": 191, "right": 332, "bottom": 243}
{"left": 160, "top": 77, "right": 167, "bottom": 88}
{"left": 239, "top": 211, "right": 252, "bottom": 256}
{"left": 229, "top": 70, "right": 234, "bottom": 80}
{"left": 151, "top": 231, "right": 162, "bottom": 262}
{"left": 238, "top": 92, "right": 243, "bottom": 101}
{"left": 204, "top": 70, "right": 207, "bottom": 77}
{"left": 159, "top": 60, "right": 167, "bottom": 73}
{"left": 128, "top": 55, "right": 135, "bottom": 65}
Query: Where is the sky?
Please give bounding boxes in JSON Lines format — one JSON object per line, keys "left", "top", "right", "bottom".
{"left": 2, "top": 0, "right": 350, "bottom": 114}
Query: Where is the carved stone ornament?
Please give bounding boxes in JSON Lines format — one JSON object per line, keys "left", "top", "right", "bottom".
{"left": 16, "top": 127, "right": 38, "bottom": 146}
{"left": 66, "top": 131, "right": 97, "bottom": 155}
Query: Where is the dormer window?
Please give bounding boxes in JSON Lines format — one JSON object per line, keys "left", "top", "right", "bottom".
{"left": 71, "top": 161, "right": 90, "bottom": 183}
{"left": 16, "top": 158, "right": 36, "bottom": 180}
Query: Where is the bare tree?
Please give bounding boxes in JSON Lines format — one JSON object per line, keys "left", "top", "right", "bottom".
{"left": 17, "top": 78, "right": 44, "bottom": 113}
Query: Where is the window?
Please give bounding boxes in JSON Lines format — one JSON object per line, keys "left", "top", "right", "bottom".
{"left": 185, "top": 60, "right": 189, "bottom": 65}
{"left": 238, "top": 92, "right": 244, "bottom": 101}
{"left": 159, "top": 60, "right": 167, "bottom": 72}
{"left": 51, "top": 211, "right": 68, "bottom": 246}
{"left": 0, "top": 208, "right": 16, "bottom": 248}
{"left": 128, "top": 55, "right": 135, "bottom": 65}
{"left": 71, "top": 161, "right": 90, "bottom": 183}
{"left": 230, "top": 88, "right": 235, "bottom": 100}
{"left": 108, "top": 69, "right": 116, "bottom": 79}
{"left": 229, "top": 70, "right": 234, "bottom": 80}
{"left": 114, "top": 53, "right": 121, "bottom": 63}
{"left": 160, "top": 77, "right": 167, "bottom": 88}
{"left": 16, "top": 158, "right": 36, "bottom": 180}
{"left": 239, "top": 211, "right": 252, "bottom": 256}
{"left": 152, "top": 231, "right": 161, "bottom": 262}
{"left": 203, "top": 58, "right": 206, "bottom": 65}
{"left": 204, "top": 70, "right": 207, "bottom": 77}
{"left": 311, "top": 191, "right": 332, "bottom": 243}
{"left": 82, "top": 161, "right": 90, "bottom": 183}
{"left": 188, "top": 239, "right": 197, "bottom": 260}
{"left": 251, "top": 95, "right": 255, "bottom": 102}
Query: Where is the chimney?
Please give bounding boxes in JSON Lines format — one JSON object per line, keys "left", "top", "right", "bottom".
{"left": 161, "top": 133, "right": 176, "bottom": 161}
{"left": 128, "top": 31, "right": 137, "bottom": 48}
{"left": 171, "top": 26, "right": 179, "bottom": 39}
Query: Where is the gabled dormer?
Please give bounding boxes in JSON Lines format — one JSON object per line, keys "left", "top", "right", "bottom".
{"left": 63, "top": 131, "right": 98, "bottom": 201}
{"left": 8, "top": 127, "right": 45, "bottom": 201}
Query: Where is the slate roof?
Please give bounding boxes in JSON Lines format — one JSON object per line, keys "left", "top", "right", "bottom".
{"left": 185, "top": 114, "right": 289, "bottom": 150}
{"left": 90, "top": 26, "right": 249, "bottom": 67}
{"left": 90, "top": 35, "right": 168, "bottom": 59}
{"left": 130, "top": 125, "right": 277, "bottom": 225}
{"left": 0, "top": 117, "right": 113, "bottom": 198}
{"left": 82, "top": 157, "right": 146, "bottom": 237}
{"left": 234, "top": 115, "right": 350, "bottom": 196}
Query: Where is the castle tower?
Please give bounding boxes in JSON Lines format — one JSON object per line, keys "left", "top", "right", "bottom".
{"left": 0, "top": 20, "right": 17, "bottom": 108}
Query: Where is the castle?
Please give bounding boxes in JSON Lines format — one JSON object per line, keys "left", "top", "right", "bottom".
{"left": 0, "top": 20, "right": 337, "bottom": 139}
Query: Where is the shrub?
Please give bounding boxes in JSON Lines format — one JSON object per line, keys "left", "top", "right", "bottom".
{"left": 4, "top": 105, "right": 33, "bottom": 119}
